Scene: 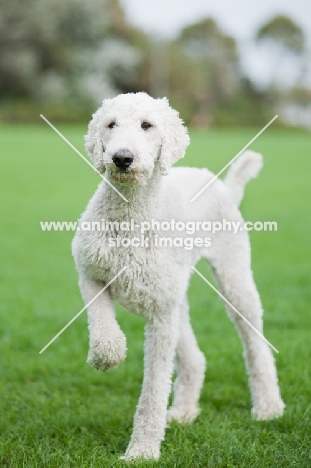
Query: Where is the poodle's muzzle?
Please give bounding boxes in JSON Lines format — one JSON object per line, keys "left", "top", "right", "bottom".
{"left": 109, "top": 148, "right": 142, "bottom": 184}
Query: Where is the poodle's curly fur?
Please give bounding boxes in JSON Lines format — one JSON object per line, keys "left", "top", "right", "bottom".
{"left": 72, "top": 92, "right": 284, "bottom": 461}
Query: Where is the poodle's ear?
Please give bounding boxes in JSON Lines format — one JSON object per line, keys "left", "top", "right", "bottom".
{"left": 159, "top": 98, "right": 190, "bottom": 175}
{"left": 84, "top": 107, "right": 105, "bottom": 174}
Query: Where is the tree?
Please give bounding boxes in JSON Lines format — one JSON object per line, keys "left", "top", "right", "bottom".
{"left": 256, "top": 15, "right": 306, "bottom": 90}
{"left": 0, "top": 0, "right": 141, "bottom": 107}
{"left": 257, "top": 15, "right": 305, "bottom": 55}
{"left": 169, "top": 18, "right": 240, "bottom": 124}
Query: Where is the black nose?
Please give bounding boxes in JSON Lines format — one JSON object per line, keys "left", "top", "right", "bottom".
{"left": 112, "top": 149, "right": 134, "bottom": 170}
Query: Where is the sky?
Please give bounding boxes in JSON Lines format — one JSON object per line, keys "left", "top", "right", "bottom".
{"left": 120, "top": 0, "right": 311, "bottom": 88}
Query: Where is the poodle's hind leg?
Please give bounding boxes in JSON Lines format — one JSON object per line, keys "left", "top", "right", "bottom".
{"left": 167, "top": 297, "right": 206, "bottom": 424}
{"left": 210, "top": 234, "right": 285, "bottom": 420}
{"left": 79, "top": 272, "right": 127, "bottom": 371}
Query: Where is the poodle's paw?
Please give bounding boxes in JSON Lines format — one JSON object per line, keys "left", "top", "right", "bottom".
{"left": 87, "top": 332, "right": 127, "bottom": 371}
{"left": 252, "top": 398, "right": 285, "bottom": 421}
{"left": 120, "top": 441, "right": 160, "bottom": 461}
{"left": 167, "top": 405, "right": 200, "bottom": 424}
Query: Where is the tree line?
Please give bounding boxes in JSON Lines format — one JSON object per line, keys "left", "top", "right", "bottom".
{"left": 0, "top": 0, "right": 309, "bottom": 125}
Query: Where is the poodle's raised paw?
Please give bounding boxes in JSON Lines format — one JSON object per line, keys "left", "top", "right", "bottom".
{"left": 87, "top": 333, "right": 127, "bottom": 371}
{"left": 167, "top": 405, "right": 200, "bottom": 424}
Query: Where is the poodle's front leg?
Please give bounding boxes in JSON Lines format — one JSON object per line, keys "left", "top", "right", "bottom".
{"left": 122, "top": 311, "right": 179, "bottom": 461}
{"left": 79, "top": 272, "right": 126, "bottom": 371}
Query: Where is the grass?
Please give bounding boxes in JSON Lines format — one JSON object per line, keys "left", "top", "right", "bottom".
{"left": 0, "top": 122, "right": 310, "bottom": 467}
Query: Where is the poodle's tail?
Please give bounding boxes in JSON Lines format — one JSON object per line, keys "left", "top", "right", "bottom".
{"left": 224, "top": 150, "right": 263, "bottom": 206}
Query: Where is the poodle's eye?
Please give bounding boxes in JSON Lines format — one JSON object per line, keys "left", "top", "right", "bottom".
{"left": 108, "top": 122, "right": 116, "bottom": 129}
{"left": 141, "top": 121, "right": 152, "bottom": 130}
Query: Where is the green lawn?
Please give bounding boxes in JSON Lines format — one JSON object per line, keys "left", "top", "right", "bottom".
{"left": 0, "top": 123, "right": 310, "bottom": 467}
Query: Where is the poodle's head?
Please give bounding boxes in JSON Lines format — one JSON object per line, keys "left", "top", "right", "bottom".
{"left": 85, "top": 92, "right": 190, "bottom": 184}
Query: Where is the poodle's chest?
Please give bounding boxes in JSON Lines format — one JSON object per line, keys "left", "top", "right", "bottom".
{"left": 78, "top": 230, "right": 188, "bottom": 316}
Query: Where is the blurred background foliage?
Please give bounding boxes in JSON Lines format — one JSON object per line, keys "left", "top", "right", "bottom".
{"left": 0, "top": 0, "right": 310, "bottom": 127}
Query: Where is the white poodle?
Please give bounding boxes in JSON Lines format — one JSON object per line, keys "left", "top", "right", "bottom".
{"left": 72, "top": 92, "right": 284, "bottom": 461}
